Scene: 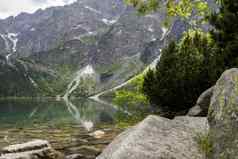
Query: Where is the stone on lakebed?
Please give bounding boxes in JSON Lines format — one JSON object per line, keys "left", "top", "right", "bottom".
{"left": 0, "top": 140, "right": 64, "bottom": 159}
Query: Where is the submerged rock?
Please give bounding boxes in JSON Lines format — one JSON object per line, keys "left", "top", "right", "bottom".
{"left": 0, "top": 140, "right": 64, "bottom": 159}
{"left": 187, "top": 86, "right": 214, "bottom": 117}
{"left": 66, "top": 154, "right": 84, "bottom": 159}
{"left": 208, "top": 68, "right": 238, "bottom": 159}
{"left": 89, "top": 130, "right": 106, "bottom": 139}
{"left": 97, "top": 115, "right": 208, "bottom": 159}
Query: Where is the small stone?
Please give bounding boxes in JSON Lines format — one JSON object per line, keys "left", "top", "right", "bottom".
{"left": 66, "top": 154, "right": 84, "bottom": 159}
{"left": 89, "top": 130, "right": 105, "bottom": 139}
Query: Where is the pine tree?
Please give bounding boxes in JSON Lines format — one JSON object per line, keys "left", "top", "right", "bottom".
{"left": 210, "top": 0, "right": 238, "bottom": 67}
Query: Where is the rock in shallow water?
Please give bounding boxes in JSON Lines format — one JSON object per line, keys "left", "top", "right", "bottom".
{"left": 66, "top": 154, "right": 84, "bottom": 159}
{"left": 97, "top": 115, "right": 208, "bottom": 159}
{"left": 208, "top": 68, "right": 238, "bottom": 159}
{"left": 0, "top": 140, "right": 64, "bottom": 159}
{"left": 89, "top": 130, "right": 105, "bottom": 139}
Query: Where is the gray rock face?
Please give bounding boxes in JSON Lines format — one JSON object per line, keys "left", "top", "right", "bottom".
{"left": 208, "top": 68, "right": 238, "bottom": 159}
{"left": 0, "top": 0, "right": 189, "bottom": 97}
{"left": 0, "top": 0, "right": 126, "bottom": 56}
{"left": 187, "top": 86, "right": 214, "bottom": 116}
{"left": 97, "top": 115, "right": 208, "bottom": 159}
{"left": 0, "top": 140, "right": 64, "bottom": 159}
{"left": 0, "top": 0, "right": 166, "bottom": 59}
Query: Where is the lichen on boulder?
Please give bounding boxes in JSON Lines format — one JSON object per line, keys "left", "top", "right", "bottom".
{"left": 208, "top": 68, "right": 238, "bottom": 159}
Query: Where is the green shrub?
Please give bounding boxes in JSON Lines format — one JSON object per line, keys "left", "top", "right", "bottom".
{"left": 114, "top": 90, "right": 148, "bottom": 108}
{"left": 142, "top": 30, "right": 223, "bottom": 115}
{"left": 113, "top": 74, "right": 149, "bottom": 110}
{"left": 196, "top": 132, "right": 213, "bottom": 158}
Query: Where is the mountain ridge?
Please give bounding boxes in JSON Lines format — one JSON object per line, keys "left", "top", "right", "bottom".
{"left": 0, "top": 0, "right": 188, "bottom": 97}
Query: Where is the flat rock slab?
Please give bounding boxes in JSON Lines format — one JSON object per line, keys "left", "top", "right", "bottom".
{"left": 1, "top": 140, "right": 50, "bottom": 154}
{"left": 97, "top": 115, "right": 208, "bottom": 159}
{"left": 0, "top": 140, "right": 64, "bottom": 159}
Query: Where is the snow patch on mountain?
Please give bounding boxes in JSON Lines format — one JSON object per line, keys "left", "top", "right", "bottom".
{"left": 29, "top": 77, "right": 38, "bottom": 88}
{"left": 5, "top": 54, "right": 12, "bottom": 62}
{"left": 64, "top": 64, "right": 96, "bottom": 98}
{"left": 72, "top": 24, "right": 91, "bottom": 32}
{"left": 82, "top": 65, "right": 95, "bottom": 74}
{"left": 148, "top": 25, "right": 154, "bottom": 32}
{"left": 84, "top": 6, "right": 102, "bottom": 15}
{"left": 30, "top": 28, "right": 36, "bottom": 31}
{"left": 0, "top": 34, "right": 10, "bottom": 51}
{"left": 73, "top": 31, "right": 97, "bottom": 42}
{"left": 160, "top": 27, "right": 168, "bottom": 41}
{"left": 7, "top": 33, "right": 18, "bottom": 52}
{"left": 72, "top": 24, "right": 96, "bottom": 37}
{"left": 0, "top": 32, "right": 18, "bottom": 63}
{"left": 102, "top": 18, "right": 118, "bottom": 25}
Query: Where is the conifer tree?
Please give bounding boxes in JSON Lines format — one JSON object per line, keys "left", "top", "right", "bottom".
{"left": 142, "top": 31, "right": 220, "bottom": 114}
{"left": 210, "top": 0, "right": 238, "bottom": 67}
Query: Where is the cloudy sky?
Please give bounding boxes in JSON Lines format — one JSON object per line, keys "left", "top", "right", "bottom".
{"left": 0, "top": 0, "right": 77, "bottom": 19}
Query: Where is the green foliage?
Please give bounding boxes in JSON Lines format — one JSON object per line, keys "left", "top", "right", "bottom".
{"left": 196, "top": 132, "right": 213, "bottom": 158}
{"left": 143, "top": 30, "right": 223, "bottom": 114}
{"left": 96, "top": 63, "right": 121, "bottom": 75}
{"left": 113, "top": 74, "right": 149, "bottom": 109}
{"left": 0, "top": 61, "right": 38, "bottom": 97}
{"left": 113, "top": 74, "right": 150, "bottom": 127}
{"left": 72, "top": 76, "right": 97, "bottom": 97}
{"left": 129, "top": 73, "right": 145, "bottom": 92}
{"left": 114, "top": 90, "right": 148, "bottom": 108}
{"left": 125, "top": 0, "right": 210, "bottom": 26}
{"left": 209, "top": 0, "right": 238, "bottom": 68}
{"left": 125, "top": 0, "right": 159, "bottom": 14}
{"left": 35, "top": 64, "right": 74, "bottom": 97}
{"left": 167, "top": 0, "right": 209, "bottom": 18}
{"left": 80, "top": 35, "right": 97, "bottom": 44}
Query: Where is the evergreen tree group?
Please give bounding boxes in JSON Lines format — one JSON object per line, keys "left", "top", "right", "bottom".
{"left": 142, "top": 0, "right": 238, "bottom": 115}
{"left": 210, "top": 0, "right": 238, "bottom": 67}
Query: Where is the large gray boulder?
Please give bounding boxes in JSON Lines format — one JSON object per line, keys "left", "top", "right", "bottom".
{"left": 97, "top": 115, "right": 208, "bottom": 159}
{"left": 187, "top": 86, "right": 214, "bottom": 116}
{"left": 208, "top": 68, "right": 238, "bottom": 159}
{"left": 0, "top": 140, "right": 64, "bottom": 159}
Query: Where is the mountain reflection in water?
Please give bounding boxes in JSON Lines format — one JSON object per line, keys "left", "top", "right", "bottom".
{"left": 0, "top": 98, "right": 117, "bottom": 129}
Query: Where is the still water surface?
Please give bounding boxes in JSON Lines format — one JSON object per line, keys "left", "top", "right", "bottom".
{"left": 0, "top": 98, "right": 123, "bottom": 155}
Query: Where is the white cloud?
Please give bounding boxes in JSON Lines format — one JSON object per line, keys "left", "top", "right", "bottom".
{"left": 0, "top": 0, "right": 77, "bottom": 19}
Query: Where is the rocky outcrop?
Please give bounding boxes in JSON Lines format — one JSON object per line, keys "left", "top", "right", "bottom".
{"left": 187, "top": 86, "right": 214, "bottom": 117}
{"left": 208, "top": 68, "right": 238, "bottom": 159}
{"left": 0, "top": 140, "right": 64, "bottom": 159}
{"left": 97, "top": 115, "right": 208, "bottom": 159}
